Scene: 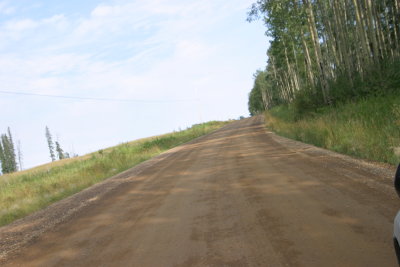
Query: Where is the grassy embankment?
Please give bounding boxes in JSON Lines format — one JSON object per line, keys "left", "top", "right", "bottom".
{"left": 265, "top": 94, "right": 400, "bottom": 165}
{"left": 0, "top": 120, "right": 230, "bottom": 227}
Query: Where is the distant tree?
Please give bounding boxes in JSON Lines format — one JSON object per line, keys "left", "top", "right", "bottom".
{"left": 55, "top": 141, "right": 65, "bottom": 160}
{"left": 0, "top": 128, "right": 18, "bottom": 174}
{"left": 248, "top": 71, "right": 267, "bottom": 116}
{"left": 45, "top": 126, "right": 56, "bottom": 161}
{"left": 17, "top": 140, "right": 23, "bottom": 171}
{"left": 7, "top": 128, "right": 17, "bottom": 170}
{"left": 0, "top": 140, "right": 5, "bottom": 174}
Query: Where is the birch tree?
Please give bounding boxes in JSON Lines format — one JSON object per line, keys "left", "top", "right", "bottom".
{"left": 247, "top": 0, "right": 400, "bottom": 113}
{"left": 45, "top": 126, "right": 56, "bottom": 162}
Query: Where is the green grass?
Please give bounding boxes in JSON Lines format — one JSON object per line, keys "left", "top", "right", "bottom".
{"left": 265, "top": 94, "right": 400, "bottom": 165}
{"left": 0, "top": 121, "right": 230, "bottom": 227}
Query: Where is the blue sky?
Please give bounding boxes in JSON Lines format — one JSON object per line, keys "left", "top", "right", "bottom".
{"left": 0, "top": 0, "right": 269, "bottom": 169}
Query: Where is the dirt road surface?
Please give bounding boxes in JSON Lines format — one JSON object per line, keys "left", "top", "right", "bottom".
{"left": 1, "top": 116, "right": 399, "bottom": 266}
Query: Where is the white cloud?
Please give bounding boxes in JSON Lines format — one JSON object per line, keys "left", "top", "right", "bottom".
{"left": 0, "top": 0, "right": 267, "bottom": 168}
{"left": 91, "top": 4, "right": 114, "bottom": 17}
{"left": 42, "top": 14, "right": 68, "bottom": 29}
{"left": 0, "top": 1, "right": 15, "bottom": 15}
{"left": 0, "top": 0, "right": 259, "bottom": 100}
{"left": 175, "top": 40, "right": 214, "bottom": 59}
{"left": 5, "top": 18, "right": 38, "bottom": 31}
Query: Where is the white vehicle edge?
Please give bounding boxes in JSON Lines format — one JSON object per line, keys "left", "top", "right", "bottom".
{"left": 393, "top": 164, "right": 400, "bottom": 265}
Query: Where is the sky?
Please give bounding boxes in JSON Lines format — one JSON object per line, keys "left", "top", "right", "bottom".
{"left": 0, "top": 0, "right": 269, "bottom": 169}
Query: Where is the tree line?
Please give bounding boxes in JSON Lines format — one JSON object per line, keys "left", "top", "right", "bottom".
{"left": 248, "top": 0, "right": 400, "bottom": 114}
{"left": 0, "top": 126, "right": 71, "bottom": 175}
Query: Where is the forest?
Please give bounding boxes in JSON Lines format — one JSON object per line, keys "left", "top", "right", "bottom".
{"left": 248, "top": 0, "right": 400, "bottom": 115}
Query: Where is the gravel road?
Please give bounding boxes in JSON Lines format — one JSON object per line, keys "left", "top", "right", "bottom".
{"left": 1, "top": 116, "right": 398, "bottom": 266}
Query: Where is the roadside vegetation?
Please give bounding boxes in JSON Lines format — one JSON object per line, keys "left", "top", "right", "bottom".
{"left": 266, "top": 94, "right": 400, "bottom": 164}
{"left": 247, "top": 0, "right": 399, "bottom": 164}
{"left": 0, "top": 121, "right": 229, "bottom": 227}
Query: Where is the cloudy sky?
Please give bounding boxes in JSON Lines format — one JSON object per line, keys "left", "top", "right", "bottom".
{"left": 0, "top": 0, "right": 268, "bottom": 169}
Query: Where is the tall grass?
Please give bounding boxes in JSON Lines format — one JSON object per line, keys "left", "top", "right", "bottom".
{"left": 0, "top": 121, "right": 230, "bottom": 227}
{"left": 266, "top": 94, "right": 400, "bottom": 165}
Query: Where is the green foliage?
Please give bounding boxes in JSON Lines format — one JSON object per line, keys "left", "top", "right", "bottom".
{"left": 249, "top": 70, "right": 279, "bottom": 115}
{"left": 0, "top": 128, "right": 18, "bottom": 174}
{"left": 55, "top": 141, "right": 65, "bottom": 160}
{"left": 248, "top": 82, "right": 265, "bottom": 116}
{"left": 291, "top": 88, "right": 321, "bottom": 118}
{"left": 266, "top": 94, "right": 400, "bottom": 165}
{"left": 290, "top": 60, "right": 400, "bottom": 114}
{"left": 248, "top": 0, "right": 400, "bottom": 114}
{"left": 0, "top": 120, "right": 229, "bottom": 227}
